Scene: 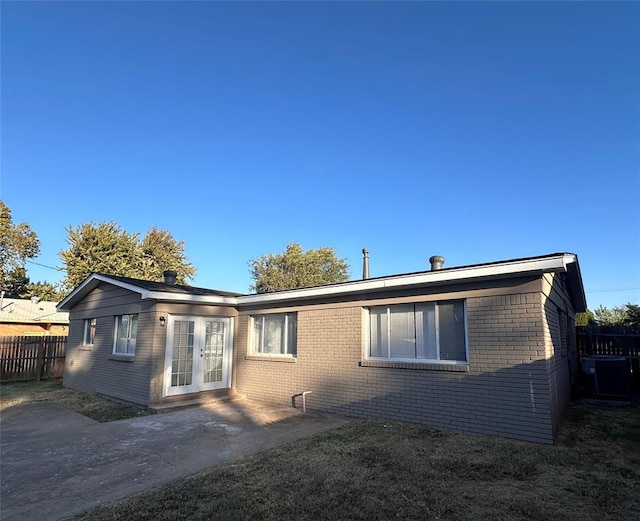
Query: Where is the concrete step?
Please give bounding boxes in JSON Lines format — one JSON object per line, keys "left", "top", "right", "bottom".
{"left": 148, "top": 389, "right": 246, "bottom": 414}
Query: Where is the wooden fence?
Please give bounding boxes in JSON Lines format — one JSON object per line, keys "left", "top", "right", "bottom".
{"left": 576, "top": 326, "right": 640, "bottom": 390}
{"left": 0, "top": 335, "right": 67, "bottom": 383}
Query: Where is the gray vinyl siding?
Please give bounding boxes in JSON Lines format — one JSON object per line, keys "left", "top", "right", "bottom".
{"left": 64, "top": 285, "right": 240, "bottom": 406}
{"left": 64, "top": 284, "right": 156, "bottom": 406}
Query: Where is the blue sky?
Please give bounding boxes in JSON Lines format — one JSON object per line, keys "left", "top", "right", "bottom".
{"left": 1, "top": 1, "right": 639, "bottom": 309}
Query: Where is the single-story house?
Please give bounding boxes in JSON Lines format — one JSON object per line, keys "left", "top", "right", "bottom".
{"left": 57, "top": 252, "right": 586, "bottom": 444}
{"left": 0, "top": 296, "right": 69, "bottom": 336}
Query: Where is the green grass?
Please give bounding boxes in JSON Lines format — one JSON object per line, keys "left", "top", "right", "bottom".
{"left": 66, "top": 402, "right": 640, "bottom": 521}
{"left": 0, "top": 379, "right": 148, "bottom": 422}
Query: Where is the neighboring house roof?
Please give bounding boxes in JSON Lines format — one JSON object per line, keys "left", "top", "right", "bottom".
{"left": 58, "top": 253, "right": 587, "bottom": 312}
{"left": 0, "top": 297, "right": 69, "bottom": 325}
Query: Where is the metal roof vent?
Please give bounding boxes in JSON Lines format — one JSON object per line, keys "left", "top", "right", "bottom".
{"left": 429, "top": 255, "right": 445, "bottom": 271}
{"left": 163, "top": 270, "right": 178, "bottom": 285}
{"left": 362, "top": 248, "right": 370, "bottom": 279}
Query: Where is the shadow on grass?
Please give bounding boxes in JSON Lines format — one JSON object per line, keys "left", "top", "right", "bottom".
{"left": 0, "top": 379, "right": 148, "bottom": 422}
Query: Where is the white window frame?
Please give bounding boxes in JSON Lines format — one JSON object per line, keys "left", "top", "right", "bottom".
{"left": 83, "top": 318, "right": 96, "bottom": 346}
{"left": 113, "top": 314, "right": 138, "bottom": 356}
{"left": 250, "top": 313, "right": 297, "bottom": 357}
{"left": 364, "top": 301, "right": 468, "bottom": 365}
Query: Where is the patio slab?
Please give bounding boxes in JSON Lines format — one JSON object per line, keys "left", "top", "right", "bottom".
{"left": 0, "top": 398, "right": 353, "bottom": 521}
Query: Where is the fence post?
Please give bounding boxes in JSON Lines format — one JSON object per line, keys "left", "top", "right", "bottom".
{"left": 35, "top": 336, "right": 46, "bottom": 382}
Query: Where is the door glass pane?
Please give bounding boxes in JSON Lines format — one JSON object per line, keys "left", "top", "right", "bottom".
{"left": 171, "top": 320, "right": 194, "bottom": 387}
{"left": 203, "top": 321, "right": 224, "bottom": 383}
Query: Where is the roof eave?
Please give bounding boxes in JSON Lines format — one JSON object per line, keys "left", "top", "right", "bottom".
{"left": 148, "top": 291, "right": 239, "bottom": 306}
{"left": 564, "top": 257, "right": 587, "bottom": 312}
{"left": 237, "top": 254, "right": 579, "bottom": 306}
{"left": 57, "top": 274, "right": 148, "bottom": 311}
{"left": 57, "top": 274, "right": 241, "bottom": 311}
{"left": 57, "top": 253, "right": 587, "bottom": 311}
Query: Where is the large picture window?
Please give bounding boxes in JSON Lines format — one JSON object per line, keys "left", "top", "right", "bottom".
{"left": 368, "top": 301, "right": 467, "bottom": 363}
{"left": 251, "top": 313, "right": 297, "bottom": 356}
{"left": 113, "top": 314, "right": 138, "bottom": 356}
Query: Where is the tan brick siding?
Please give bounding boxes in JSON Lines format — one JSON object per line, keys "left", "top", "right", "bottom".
{"left": 541, "top": 272, "right": 575, "bottom": 436}
{"left": 63, "top": 274, "right": 578, "bottom": 443}
{"left": 235, "top": 291, "right": 565, "bottom": 444}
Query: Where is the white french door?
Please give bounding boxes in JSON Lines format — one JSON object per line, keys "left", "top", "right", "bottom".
{"left": 164, "top": 316, "right": 233, "bottom": 397}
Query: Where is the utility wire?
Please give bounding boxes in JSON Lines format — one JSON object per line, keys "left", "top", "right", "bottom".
{"left": 26, "top": 260, "right": 64, "bottom": 271}
{"left": 586, "top": 287, "right": 640, "bottom": 294}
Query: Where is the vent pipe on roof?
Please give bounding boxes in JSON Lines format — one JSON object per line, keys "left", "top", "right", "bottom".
{"left": 429, "top": 255, "right": 445, "bottom": 271}
{"left": 362, "top": 248, "right": 370, "bottom": 279}
{"left": 163, "top": 270, "right": 178, "bottom": 285}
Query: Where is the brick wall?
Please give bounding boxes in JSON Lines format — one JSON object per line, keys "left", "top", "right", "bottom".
{"left": 235, "top": 290, "right": 560, "bottom": 443}
{"left": 541, "top": 272, "right": 575, "bottom": 436}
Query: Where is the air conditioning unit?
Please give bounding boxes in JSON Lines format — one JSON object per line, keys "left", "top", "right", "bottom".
{"left": 582, "top": 355, "right": 630, "bottom": 398}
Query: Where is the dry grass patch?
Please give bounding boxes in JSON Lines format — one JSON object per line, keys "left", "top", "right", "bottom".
{"left": 68, "top": 402, "right": 640, "bottom": 521}
{"left": 0, "top": 380, "right": 148, "bottom": 422}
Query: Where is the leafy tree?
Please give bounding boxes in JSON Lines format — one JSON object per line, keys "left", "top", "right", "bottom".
{"left": 0, "top": 201, "right": 40, "bottom": 297}
{"left": 621, "top": 303, "right": 640, "bottom": 327}
{"left": 22, "top": 281, "right": 65, "bottom": 302}
{"left": 249, "top": 242, "right": 350, "bottom": 293}
{"left": 60, "top": 222, "right": 139, "bottom": 289}
{"left": 575, "top": 309, "right": 596, "bottom": 327}
{"left": 593, "top": 303, "right": 640, "bottom": 327}
{"left": 594, "top": 305, "right": 627, "bottom": 326}
{"left": 60, "top": 222, "right": 196, "bottom": 290}
{"left": 138, "top": 227, "right": 195, "bottom": 284}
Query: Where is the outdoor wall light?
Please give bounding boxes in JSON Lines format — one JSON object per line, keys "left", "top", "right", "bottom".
{"left": 159, "top": 316, "right": 166, "bottom": 327}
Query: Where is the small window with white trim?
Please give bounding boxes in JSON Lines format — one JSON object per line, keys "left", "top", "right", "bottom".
{"left": 83, "top": 318, "right": 96, "bottom": 346}
{"left": 366, "top": 301, "right": 467, "bottom": 363}
{"left": 251, "top": 313, "right": 297, "bottom": 356}
{"left": 113, "top": 314, "right": 138, "bottom": 356}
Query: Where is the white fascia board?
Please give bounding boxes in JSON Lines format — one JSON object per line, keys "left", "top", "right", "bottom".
{"left": 238, "top": 254, "right": 577, "bottom": 306}
{"left": 58, "top": 254, "right": 579, "bottom": 310}
{"left": 57, "top": 274, "right": 239, "bottom": 310}
{"left": 146, "top": 291, "right": 239, "bottom": 306}
{"left": 58, "top": 274, "right": 145, "bottom": 311}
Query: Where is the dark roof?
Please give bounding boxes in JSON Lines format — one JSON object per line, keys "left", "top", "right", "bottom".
{"left": 254, "top": 252, "right": 577, "bottom": 294}
{"left": 59, "top": 252, "right": 585, "bottom": 313}
{"left": 98, "top": 274, "right": 244, "bottom": 298}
